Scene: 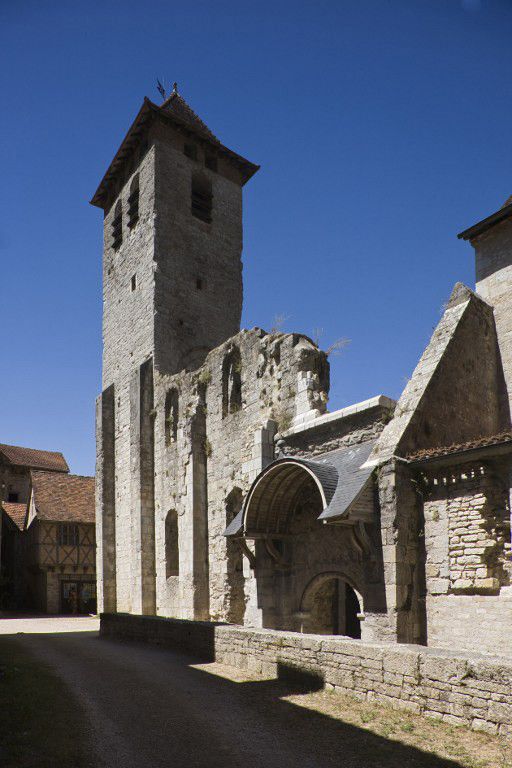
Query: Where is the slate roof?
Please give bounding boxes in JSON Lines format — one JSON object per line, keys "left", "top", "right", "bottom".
{"left": 317, "top": 440, "right": 376, "bottom": 521}
{"left": 406, "top": 431, "right": 512, "bottom": 463}
{"left": 0, "top": 443, "right": 69, "bottom": 473}
{"left": 1, "top": 502, "right": 27, "bottom": 531}
{"left": 161, "top": 90, "right": 219, "bottom": 143}
{"left": 224, "top": 440, "right": 376, "bottom": 536}
{"left": 458, "top": 201, "right": 512, "bottom": 241}
{"left": 31, "top": 471, "right": 95, "bottom": 523}
{"left": 91, "top": 88, "right": 259, "bottom": 207}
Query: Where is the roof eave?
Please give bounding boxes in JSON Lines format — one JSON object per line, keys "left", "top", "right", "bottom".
{"left": 408, "top": 439, "right": 512, "bottom": 469}
{"left": 90, "top": 98, "right": 153, "bottom": 208}
{"left": 457, "top": 204, "right": 512, "bottom": 242}
{"left": 146, "top": 100, "right": 259, "bottom": 184}
{"left": 91, "top": 97, "right": 260, "bottom": 208}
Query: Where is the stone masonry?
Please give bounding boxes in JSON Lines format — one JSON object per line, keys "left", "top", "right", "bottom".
{"left": 102, "top": 613, "right": 512, "bottom": 738}
{"left": 94, "top": 86, "right": 512, "bottom": 681}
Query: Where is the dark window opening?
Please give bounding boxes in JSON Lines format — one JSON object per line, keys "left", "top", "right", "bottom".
{"left": 7, "top": 492, "right": 19, "bottom": 503}
{"left": 205, "top": 154, "right": 217, "bottom": 172}
{"left": 131, "top": 274, "right": 137, "bottom": 292}
{"left": 165, "top": 389, "right": 179, "bottom": 445}
{"left": 165, "top": 509, "right": 179, "bottom": 577}
{"left": 184, "top": 143, "right": 198, "bottom": 160}
{"left": 58, "top": 523, "right": 79, "bottom": 547}
{"left": 196, "top": 277, "right": 203, "bottom": 290}
{"left": 222, "top": 346, "right": 242, "bottom": 417}
{"left": 112, "top": 200, "right": 122, "bottom": 250}
{"left": 128, "top": 174, "right": 139, "bottom": 228}
{"left": 191, "top": 173, "right": 212, "bottom": 223}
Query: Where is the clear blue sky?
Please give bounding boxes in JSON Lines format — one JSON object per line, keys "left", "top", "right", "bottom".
{"left": 1, "top": 0, "right": 511, "bottom": 475}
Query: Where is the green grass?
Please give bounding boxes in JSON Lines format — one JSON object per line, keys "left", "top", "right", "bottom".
{"left": 284, "top": 688, "right": 512, "bottom": 768}
{"left": 0, "top": 638, "right": 90, "bottom": 768}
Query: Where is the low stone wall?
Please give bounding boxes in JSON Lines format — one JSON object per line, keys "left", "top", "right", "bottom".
{"left": 101, "top": 613, "right": 512, "bottom": 737}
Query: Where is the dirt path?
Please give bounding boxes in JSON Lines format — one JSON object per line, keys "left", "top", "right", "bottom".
{"left": 5, "top": 619, "right": 471, "bottom": 768}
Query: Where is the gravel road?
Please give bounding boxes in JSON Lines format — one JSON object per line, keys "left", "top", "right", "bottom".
{"left": 4, "top": 618, "right": 461, "bottom": 768}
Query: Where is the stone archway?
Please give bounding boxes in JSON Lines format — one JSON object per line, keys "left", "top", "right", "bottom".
{"left": 300, "top": 572, "right": 363, "bottom": 638}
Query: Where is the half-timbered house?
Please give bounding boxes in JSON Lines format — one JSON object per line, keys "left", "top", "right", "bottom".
{"left": 26, "top": 472, "right": 96, "bottom": 613}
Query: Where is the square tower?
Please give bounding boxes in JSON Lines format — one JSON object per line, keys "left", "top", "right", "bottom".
{"left": 92, "top": 84, "right": 259, "bottom": 385}
{"left": 92, "top": 86, "right": 258, "bottom": 613}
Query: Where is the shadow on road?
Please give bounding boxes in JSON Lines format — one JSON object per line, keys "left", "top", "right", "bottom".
{"left": 1, "top": 628, "right": 481, "bottom": 768}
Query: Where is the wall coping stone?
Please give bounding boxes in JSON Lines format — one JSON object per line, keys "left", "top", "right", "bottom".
{"left": 278, "top": 395, "right": 396, "bottom": 439}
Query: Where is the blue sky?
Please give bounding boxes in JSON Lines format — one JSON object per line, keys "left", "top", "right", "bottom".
{"left": 1, "top": 0, "right": 511, "bottom": 475}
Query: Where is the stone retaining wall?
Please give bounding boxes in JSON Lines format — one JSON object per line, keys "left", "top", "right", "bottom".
{"left": 101, "top": 613, "right": 512, "bottom": 737}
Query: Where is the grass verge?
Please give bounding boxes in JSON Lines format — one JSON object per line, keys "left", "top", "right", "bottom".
{"left": 0, "top": 637, "right": 90, "bottom": 768}
{"left": 284, "top": 688, "right": 512, "bottom": 768}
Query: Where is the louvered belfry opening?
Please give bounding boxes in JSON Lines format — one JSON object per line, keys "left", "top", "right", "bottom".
{"left": 128, "top": 174, "right": 139, "bottom": 228}
{"left": 191, "top": 173, "right": 212, "bottom": 223}
{"left": 112, "top": 200, "right": 122, "bottom": 249}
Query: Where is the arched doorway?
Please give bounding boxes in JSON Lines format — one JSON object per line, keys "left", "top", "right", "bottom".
{"left": 300, "top": 573, "right": 363, "bottom": 638}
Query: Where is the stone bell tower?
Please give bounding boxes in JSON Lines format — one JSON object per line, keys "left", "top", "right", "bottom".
{"left": 92, "top": 84, "right": 259, "bottom": 614}
{"left": 458, "top": 196, "right": 512, "bottom": 421}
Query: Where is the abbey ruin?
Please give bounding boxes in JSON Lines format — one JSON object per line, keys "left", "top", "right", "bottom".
{"left": 93, "top": 85, "right": 512, "bottom": 659}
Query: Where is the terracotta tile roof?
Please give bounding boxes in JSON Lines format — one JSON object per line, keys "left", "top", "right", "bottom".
{"left": 1, "top": 502, "right": 27, "bottom": 531}
{"left": 31, "top": 471, "right": 95, "bottom": 523}
{"left": 0, "top": 443, "right": 69, "bottom": 472}
{"left": 161, "top": 91, "right": 220, "bottom": 144}
{"left": 406, "top": 431, "right": 512, "bottom": 463}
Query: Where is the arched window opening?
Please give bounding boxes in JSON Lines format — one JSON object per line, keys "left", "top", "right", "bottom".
{"left": 165, "top": 389, "right": 179, "bottom": 445}
{"left": 300, "top": 574, "right": 362, "bottom": 638}
{"left": 128, "top": 174, "right": 139, "bottom": 228}
{"left": 112, "top": 200, "right": 122, "bottom": 250}
{"left": 222, "top": 347, "right": 242, "bottom": 417}
{"left": 225, "top": 488, "right": 245, "bottom": 624}
{"left": 165, "top": 509, "right": 179, "bottom": 578}
{"left": 191, "top": 173, "right": 212, "bottom": 223}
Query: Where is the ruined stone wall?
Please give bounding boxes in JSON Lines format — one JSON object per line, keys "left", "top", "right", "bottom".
{"left": 421, "top": 460, "right": 512, "bottom": 656}
{"left": 101, "top": 613, "right": 512, "bottom": 738}
{"left": 153, "top": 329, "right": 329, "bottom": 624}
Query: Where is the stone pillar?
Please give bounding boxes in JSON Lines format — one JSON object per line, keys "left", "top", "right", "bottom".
{"left": 373, "top": 459, "right": 426, "bottom": 644}
{"left": 130, "top": 358, "right": 156, "bottom": 615}
{"left": 190, "top": 385, "right": 210, "bottom": 620}
{"left": 96, "top": 385, "right": 117, "bottom": 613}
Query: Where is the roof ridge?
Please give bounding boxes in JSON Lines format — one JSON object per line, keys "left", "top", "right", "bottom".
{"left": 159, "top": 90, "right": 220, "bottom": 143}
{"left": 0, "top": 441, "right": 65, "bottom": 455}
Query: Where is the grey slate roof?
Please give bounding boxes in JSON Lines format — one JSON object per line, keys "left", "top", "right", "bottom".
{"left": 224, "top": 439, "right": 376, "bottom": 537}
{"left": 317, "top": 440, "right": 376, "bottom": 521}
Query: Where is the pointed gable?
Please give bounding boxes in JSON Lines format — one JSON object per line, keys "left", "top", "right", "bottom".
{"left": 365, "top": 283, "right": 508, "bottom": 466}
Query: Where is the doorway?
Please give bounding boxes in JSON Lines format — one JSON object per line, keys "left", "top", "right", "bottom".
{"left": 300, "top": 574, "right": 362, "bottom": 638}
{"left": 60, "top": 581, "right": 97, "bottom": 615}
